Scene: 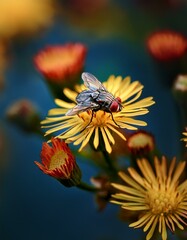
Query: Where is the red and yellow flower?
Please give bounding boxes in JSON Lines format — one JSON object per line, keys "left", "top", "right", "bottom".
{"left": 34, "top": 43, "right": 87, "bottom": 83}
{"left": 127, "top": 130, "right": 155, "bottom": 155}
{"left": 35, "top": 138, "right": 81, "bottom": 187}
{"left": 147, "top": 30, "right": 187, "bottom": 61}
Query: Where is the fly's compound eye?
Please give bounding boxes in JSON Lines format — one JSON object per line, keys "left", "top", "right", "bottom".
{"left": 110, "top": 101, "right": 120, "bottom": 112}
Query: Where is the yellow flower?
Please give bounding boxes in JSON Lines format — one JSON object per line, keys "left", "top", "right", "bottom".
{"left": 0, "top": 0, "right": 55, "bottom": 38}
{"left": 181, "top": 128, "right": 187, "bottom": 147}
{"left": 111, "top": 156, "right": 187, "bottom": 240}
{"left": 41, "top": 74, "right": 155, "bottom": 153}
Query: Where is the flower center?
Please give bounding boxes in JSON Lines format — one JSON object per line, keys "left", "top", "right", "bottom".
{"left": 78, "top": 110, "right": 111, "bottom": 127}
{"left": 128, "top": 132, "right": 154, "bottom": 149}
{"left": 174, "top": 75, "right": 187, "bottom": 91}
{"left": 147, "top": 189, "right": 178, "bottom": 215}
{"left": 40, "top": 47, "right": 80, "bottom": 71}
{"left": 49, "top": 150, "right": 68, "bottom": 170}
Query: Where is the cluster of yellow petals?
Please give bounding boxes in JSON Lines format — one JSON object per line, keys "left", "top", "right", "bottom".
{"left": 181, "top": 129, "right": 187, "bottom": 147}
{"left": 111, "top": 157, "right": 187, "bottom": 240}
{"left": 42, "top": 75, "right": 155, "bottom": 153}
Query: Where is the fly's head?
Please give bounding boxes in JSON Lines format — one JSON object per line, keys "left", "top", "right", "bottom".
{"left": 109, "top": 97, "right": 122, "bottom": 112}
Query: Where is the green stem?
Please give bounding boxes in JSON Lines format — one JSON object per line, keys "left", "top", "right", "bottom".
{"left": 76, "top": 181, "right": 99, "bottom": 192}
{"left": 102, "top": 150, "right": 118, "bottom": 176}
{"left": 35, "top": 128, "right": 46, "bottom": 137}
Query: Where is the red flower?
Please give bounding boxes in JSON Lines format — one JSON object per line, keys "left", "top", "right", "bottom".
{"left": 147, "top": 30, "right": 187, "bottom": 61}
{"left": 34, "top": 43, "right": 87, "bottom": 83}
{"left": 35, "top": 138, "right": 81, "bottom": 187}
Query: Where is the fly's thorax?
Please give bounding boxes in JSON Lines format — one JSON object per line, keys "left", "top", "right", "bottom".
{"left": 96, "top": 91, "right": 114, "bottom": 108}
{"left": 76, "top": 89, "right": 99, "bottom": 103}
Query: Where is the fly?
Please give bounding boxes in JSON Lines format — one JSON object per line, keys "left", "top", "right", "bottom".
{"left": 66, "top": 72, "right": 123, "bottom": 127}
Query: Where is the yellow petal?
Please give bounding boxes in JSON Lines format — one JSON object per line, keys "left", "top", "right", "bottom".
{"left": 129, "top": 212, "right": 152, "bottom": 228}
{"left": 121, "top": 90, "right": 142, "bottom": 106}
{"left": 55, "top": 98, "right": 75, "bottom": 108}
{"left": 78, "top": 127, "right": 95, "bottom": 152}
{"left": 161, "top": 216, "right": 167, "bottom": 240}
{"left": 107, "top": 125, "right": 126, "bottom": 141}
{"left": 100, "top": 127, "right": 112, "bottom": 153}
{"left": 110, "top": 76, "right": 122, "bottom": 95}
{"left": 112, "top": 193, "right": 145, "bottom": 202}
{"left": 124, "top": 97, "right": 155, "bottom": 109}
{"left": 104, "top": 126, "right": 115, "bottom": 145}
{"left": 146, "top": 216, "right": 158, "bottom": 240}
{"left": 170, "top": 161, "right": 186, "bottom": 188}
{"left": 63, "top": 88, "right": 77, "bottom": 102}
{"left": 111, "top": 183, "right": 145, "bottom": 197}
{"left": 122, "top": 118, "right": 147, "bottom": 126}
{"left": 122, "top": 81, "right": 143, "bottom": 101}
{"left": 118, "top": 171, "right": 145, "bottom": 192}
{"left": 93, "top": 127, "right": 99, "bottom": 149}
{"left": 144, "top": 215, "right": 156, "bottom": 232}
{"left": 48, "top": 108, "right": 67, "bottom": 115}
{"left": 122, "top": 205, "right": 149, "bottom": 211}
{"left": 71, "top": 132, "right": 89, "bottom": 145}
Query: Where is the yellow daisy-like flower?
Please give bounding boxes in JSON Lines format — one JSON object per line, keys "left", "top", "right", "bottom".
{"left": 41, "top": 75, "right": 155, "bottom": 153}
{"left": 181, "top": 128, "right": 187, "bottom": 147}
{"left": 111, "top": 156, "right": 187, "bottom": 240}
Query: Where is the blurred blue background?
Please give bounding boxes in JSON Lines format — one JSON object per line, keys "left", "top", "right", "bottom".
{"left": 0, "top": 0, "right": 187, "bottom": 239}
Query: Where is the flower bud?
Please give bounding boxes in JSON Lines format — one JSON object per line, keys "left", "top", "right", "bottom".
{"left": 6, "top": 99, "right": 41, "bottom": 134}
{"left": 34, "top": 43, "right": 87, "bottom": 99}
{"left": 35, "top": 138, "right": 81, "bottom": 187}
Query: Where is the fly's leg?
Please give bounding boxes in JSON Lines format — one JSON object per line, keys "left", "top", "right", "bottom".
{"left": 109, "top": 111, "right": 121, "bottom": 128}
{"left": 86, "top": 110, "right": 94, "bottom": 128}
{"left": 80, "top": 111, "right": 94, "bottom": 132}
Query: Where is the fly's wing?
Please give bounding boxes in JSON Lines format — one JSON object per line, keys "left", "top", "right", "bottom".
{"left": 65, "top": 104, "right": 90, "bottom": 116}
{"left": 82, "top": 72, "right": 106, "bottom": 91}
{"left": 76, "top": 90, "right": 99, "bottom": 103}
{"left": 65, "top": 102, "right": 99, "bottom": 116}
{"left": 97, "top": 91, "right": 115, "bottom": 102}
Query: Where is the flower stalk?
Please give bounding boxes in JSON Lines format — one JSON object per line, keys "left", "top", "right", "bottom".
{"left": 102, "top": 149, "right": 118, "bottom": 177}
{"left": 76, "top": 181, "right": 99, "bottom": 192}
